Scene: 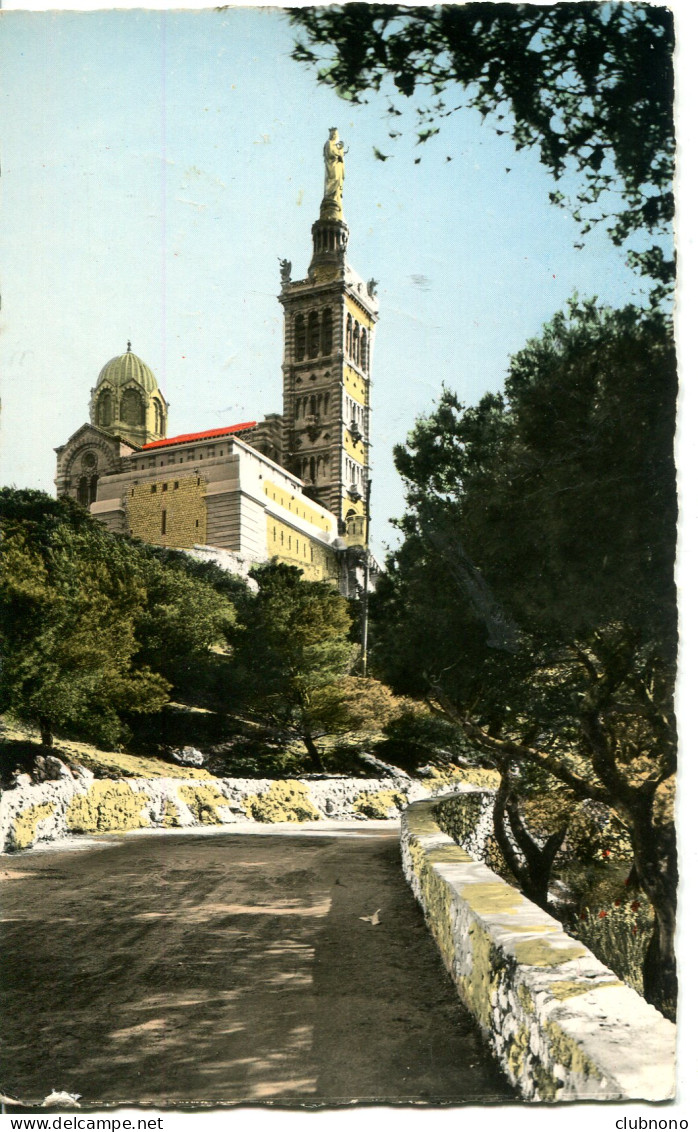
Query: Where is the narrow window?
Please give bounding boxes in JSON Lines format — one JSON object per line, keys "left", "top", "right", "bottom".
{"left": 174, "top": 481, "right": 179, "bottom": 490}
{"left": 162, "top": 482, "right": 168, "bottom": 492}
{"left": 321, "top": 308, "right": 332, "bottom": 355}
{"left": 346, "top": 314, "right": 352, "bottom": 351}
{"left": 294, "top": 314, "right": 306, "bottom": 361}
{"left": 161, "top": 510, "right": 167, "bottom": 535}
{"left": 308, "top": 311, "right": 320, "bottom": 358}
{"left": 151, "top": 485, "right": 157, "bottom": 494}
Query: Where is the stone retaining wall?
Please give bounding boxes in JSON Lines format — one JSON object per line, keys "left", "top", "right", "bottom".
{"left": 0, "top": 774, "right": 432, "bottom": 853}
{"left": 400, "top": 796, "right": 675, "bottom": 1102}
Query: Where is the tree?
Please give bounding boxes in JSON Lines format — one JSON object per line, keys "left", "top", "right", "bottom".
{"left": 0, "top": 490, "right": 241, "bottom": 749}
{"left": 228, "top": 562, "right": 358, "bottom": 771}
{"left": 132, "top": 550, "right": 239, "bottom": 700}
{"left": 0, "top": 494, "right": 171, "bottom": 748}
{"left": 290, "top": 3, "right": 674, "bottom": 294}
{"left": 371, "top": 301, "right": 677, "bottom": 1016}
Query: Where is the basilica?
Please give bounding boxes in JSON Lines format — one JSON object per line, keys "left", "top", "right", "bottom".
{"left": 55, "top": 132, "right": 378, "bottom": 596}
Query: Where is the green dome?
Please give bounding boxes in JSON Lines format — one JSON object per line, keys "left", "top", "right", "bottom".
{"left": 96, "top": 343, "right": 159, "bottom": 395}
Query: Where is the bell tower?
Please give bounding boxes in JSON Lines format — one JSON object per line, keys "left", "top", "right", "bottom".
{"left": 279, "top": 128, "right": 378, "bottom": 546}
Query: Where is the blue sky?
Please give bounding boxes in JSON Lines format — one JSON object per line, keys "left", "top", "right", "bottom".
{"left": 0, "top": 6, "right": 673, "bottom": 552}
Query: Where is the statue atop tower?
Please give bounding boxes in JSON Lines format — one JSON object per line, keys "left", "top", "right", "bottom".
{"left": 279, "top": 129, "right": 378, "bottom": 552}
{"left": 321, "top": 127, "right": 347, "bottom": 221}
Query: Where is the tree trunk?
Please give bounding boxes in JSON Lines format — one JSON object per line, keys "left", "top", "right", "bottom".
{"left": 627, "top": 797, "right": 677, "bottom": 1020}
{"left": 302, "top": 733, "right": 325, "bottom": 773}
{"left": 492, "top": 770, "right": 564, "bottom": 913}
{"left": 38, "top": 717, "right": 54, "bottom": 748}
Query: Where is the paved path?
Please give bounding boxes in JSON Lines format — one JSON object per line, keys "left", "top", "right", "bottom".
{"left": 0, "top": 827, "right": 515, "bottom": 1107}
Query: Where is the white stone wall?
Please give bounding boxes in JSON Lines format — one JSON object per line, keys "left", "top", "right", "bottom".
{"left": 0, "top": 774, "right": 433, "bottom": 854}
{"left": 400, "top": 797, "right": 676, "bottom": 1103}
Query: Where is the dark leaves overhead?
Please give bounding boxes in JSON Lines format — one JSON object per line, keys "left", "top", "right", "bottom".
{"left": 289, "top": 3, "right": 675, "bottom": 291}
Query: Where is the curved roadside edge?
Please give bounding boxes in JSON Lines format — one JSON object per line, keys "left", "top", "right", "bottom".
{"left": 400, "top": 795, "right": 676, "bottom": 1103}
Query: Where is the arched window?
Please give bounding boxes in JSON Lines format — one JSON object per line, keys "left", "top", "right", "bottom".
{"left": 97, "top": 390, "right": 112, "bottom": 427}
{"left": 360, "top": 329, "right": 368, "bottom": 370}
{"left": 295, "top": 399, "right": 302, "bottom": 419}
{"left": 89, "top": 475, "right": 98, "bottom": 504}
{"left": 308, "top": 311, "right": 320, "bottom": 358}
{"left": 321, "top": 308, "right": 333, "bottom": 355}
{"left": 346, "top": 314, "right": 352, "bottom": 352}
{"left": 294, "top": 315, "right": 306, "bottom": 361}
{"left": 310, "top": 394, "right": 317, "bottom": 417}
{"left": 353, "top": 323, "right": 360, "bottom": 363}
{"left": 309, "top": 456, "right": 316, "bottom": 482}
{"left": 324, "top": 392, "right": 330, "bottom": 415}
{"left": 77, "top": 476, "right": 89, "bottom": 506}
{"left": 153, "top": 399, "right": 165, "bottom": 435}
{"left": 120, "top": 388, "right": 145, "bottom": 427}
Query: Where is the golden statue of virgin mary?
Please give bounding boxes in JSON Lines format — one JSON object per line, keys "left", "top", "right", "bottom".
{"left": 321, "top": 127, "right": 346, "bottom": 220}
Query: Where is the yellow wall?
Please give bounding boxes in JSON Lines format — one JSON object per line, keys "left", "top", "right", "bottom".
{"left": 266, "top": 516, "right": 338, "bottom": 582}
{"left": 127, "top": 475, "right": 207, "bottom": 547}
{"left": 344, "top": 429, "right": 367, "bottom": 463}
{"left": 343, "top": 365, "right": 367, "bottom": 406}
{"left": 342, "top": 495, "right": 365, "bottom": 520}
{"left": 263, "top": 480, "right": 332, "bottom": 533}
{"left": 345, "top": 296, "right": 374, "bottom": 330}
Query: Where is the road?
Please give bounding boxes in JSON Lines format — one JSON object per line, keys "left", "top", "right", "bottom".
{"left": 0, "top": 826, "right": 515, "bottom": 1108}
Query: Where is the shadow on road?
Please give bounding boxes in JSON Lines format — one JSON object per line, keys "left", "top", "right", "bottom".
{"left": 0, "top": 829, "right": 515, "bottom": 1107}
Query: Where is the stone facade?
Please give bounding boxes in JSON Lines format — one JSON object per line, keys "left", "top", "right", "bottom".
{"left": 0, "top": 774, "right": 435, "bottom": 853}
{"left": 54, "top": 143, "right": 380, "bottom": 596}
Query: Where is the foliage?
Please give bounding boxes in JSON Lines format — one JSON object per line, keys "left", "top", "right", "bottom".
{"left": 370, "top": 301, "right": 677, "bottom": 1015}
{"left": 132, "top": 552, "right": 237, "bottom": 698}
{"left": 290, "top": 2, "right": 674, "bottom": 295}
{"left": 227, "top": 562, "right": 358, "bottom": 770}
{"left": 569, "top": 887, "right": 654, "bottom": 997}
{"left": 375, "top": 705, "right": 478, "bottom": 772}
{"left": 0, "top": 503, "right": 169, "bottom": 748}
{"left": 0, "top": 489, "right": 240, "bottom": 751}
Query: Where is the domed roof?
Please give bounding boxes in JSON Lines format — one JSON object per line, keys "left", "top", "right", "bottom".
{"left": 96, "top": 343, "right": 159, "bottom": 395}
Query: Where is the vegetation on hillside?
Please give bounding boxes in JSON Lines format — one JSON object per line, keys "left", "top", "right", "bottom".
{"left": 369, "top": 300, "right": 677, "bottom": 1017}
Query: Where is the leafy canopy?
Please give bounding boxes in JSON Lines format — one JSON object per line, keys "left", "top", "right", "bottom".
{"left": 228, "top": 562, "right": 358, "bottom": 766}
{"left": 0, "top": 490, "right": 240, "bottom": 747}
{"left": 370, "top": 300, "right": 677, "bottom": 1011}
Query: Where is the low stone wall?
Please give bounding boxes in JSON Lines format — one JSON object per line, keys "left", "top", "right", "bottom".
{"left": 400, "top": 796, "right": 676, "bottom": 1103}
{"left": 0, "top": 774, "right": 433, "bottom": 853}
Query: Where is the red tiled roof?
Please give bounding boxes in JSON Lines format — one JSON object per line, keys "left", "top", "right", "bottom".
{"left": 140, "top": 422, "right": 257, "bottom": 451}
